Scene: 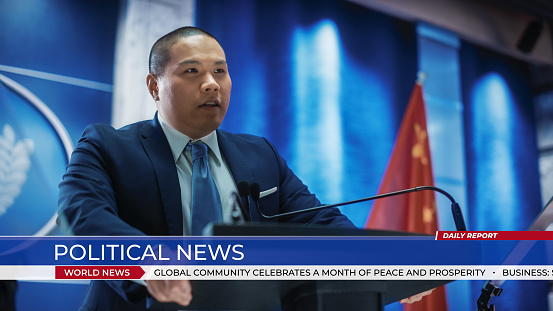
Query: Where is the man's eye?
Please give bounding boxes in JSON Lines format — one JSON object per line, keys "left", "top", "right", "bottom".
{"left": 215, "top": 69, "right": 226, "bottom": 73}
{"left": 185, "top": 68, "right": 198, "bottom": 73}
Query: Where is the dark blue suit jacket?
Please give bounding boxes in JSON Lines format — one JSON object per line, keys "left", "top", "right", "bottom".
{"left": 58, "top": 116, "right": 355, "bottom": 310}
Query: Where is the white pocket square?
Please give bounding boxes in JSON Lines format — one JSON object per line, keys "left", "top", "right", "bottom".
{"left": 259, "top": 186, "right": 277, "bottom": 198}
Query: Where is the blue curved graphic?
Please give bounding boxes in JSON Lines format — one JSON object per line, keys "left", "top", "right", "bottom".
{"left": 0, "top": 73, "right": 73, "bottom": 235}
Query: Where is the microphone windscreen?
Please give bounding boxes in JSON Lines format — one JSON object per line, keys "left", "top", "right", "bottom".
{"left": 250, "top": 182, "right": 261, "bottom": 201}
{"left": 237, "top": 181, "right": 250, "bottom": 197}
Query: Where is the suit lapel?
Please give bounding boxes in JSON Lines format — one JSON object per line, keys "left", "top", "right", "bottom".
{"left": 140, "top": 116, "right": 183, "bottom": 235}
{"left": 216, "top": 130, "right": 259, "bottom": 221}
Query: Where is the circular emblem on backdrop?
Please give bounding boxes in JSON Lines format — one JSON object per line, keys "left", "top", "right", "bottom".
{"left": 0, "top": 73, "right": 73, "bottom": 236}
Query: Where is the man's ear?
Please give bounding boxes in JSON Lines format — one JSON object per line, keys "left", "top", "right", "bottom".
{"left": 146, "top": 73, "right": 159, "bottom": 101}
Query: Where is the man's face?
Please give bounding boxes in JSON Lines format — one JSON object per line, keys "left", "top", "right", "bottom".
{"left": 149, "top": 35, "right": 232, "bottom": 139}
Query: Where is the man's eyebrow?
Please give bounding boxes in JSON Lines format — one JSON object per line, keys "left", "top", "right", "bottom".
{"left": 176, "top": 59, "right": 201, "bottom": 66}
{"left": 176, "top": 59, "right": 227, "bottom": 66}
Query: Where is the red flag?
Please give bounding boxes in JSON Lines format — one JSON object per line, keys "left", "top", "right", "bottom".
{"left": 365, "top": 82, "right": 448, "bottom": 311}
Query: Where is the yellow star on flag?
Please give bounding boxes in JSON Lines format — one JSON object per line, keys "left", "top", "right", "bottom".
{"left": 411, "top": 123, "right": 429, "bottom": 165}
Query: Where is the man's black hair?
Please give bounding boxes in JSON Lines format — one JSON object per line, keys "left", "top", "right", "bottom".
{"left": 148, "top": 26, "right": 220, "bottom": 76}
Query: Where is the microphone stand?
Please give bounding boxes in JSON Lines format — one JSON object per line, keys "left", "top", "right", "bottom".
{"left": 250, "top": 184, "right": 467, "bottom": 231}
{"left": 476, "top": 281, "right": 503, "bottom": 311}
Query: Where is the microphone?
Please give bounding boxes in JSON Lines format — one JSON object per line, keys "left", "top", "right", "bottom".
{"left": 229, "top": 192, "right": 245, "bottom": 224}
{"left": 250, "top": 183, "right": 260, "bottom": 199}
{"left": 250, "top": 182, "right": 261, "bottom": 216}
{"left": 237, "top": 181, "right": 251, "bottom": 221}
{"left": 248, "top": 182, "right": 466, "bottom": 231}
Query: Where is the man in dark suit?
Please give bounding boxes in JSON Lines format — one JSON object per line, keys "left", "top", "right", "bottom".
{"left": 58, "top": 26, "right": 355, "bottom": 310}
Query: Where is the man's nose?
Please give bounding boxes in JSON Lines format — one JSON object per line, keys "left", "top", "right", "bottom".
{"left": 201, "top": 75, "right": 219, "bottom": 93}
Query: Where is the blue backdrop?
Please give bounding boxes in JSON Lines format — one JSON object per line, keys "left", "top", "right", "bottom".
{"left": 0, "top": 0, "right": 116, "bottom": 144}
{"left": 196, "top": 0, "right": 418, "bottom": 227}
{"left": 461, "top": 42, "right": 546, "bottom": 310}
{"left": 0, "top": 0, "right": 119, "bottom": 309}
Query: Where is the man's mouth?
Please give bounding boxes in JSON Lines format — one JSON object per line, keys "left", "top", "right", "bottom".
{"left": 200, "top": 101, "right": 219, "bottom": 108}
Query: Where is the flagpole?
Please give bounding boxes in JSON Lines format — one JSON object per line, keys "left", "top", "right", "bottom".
{"left": 417, "top": 71, "right": 427, "bottom": 85}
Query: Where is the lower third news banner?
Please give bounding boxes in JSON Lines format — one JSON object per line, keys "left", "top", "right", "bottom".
{"left": 0, "top": 233, "right": 552, "bottom": 281}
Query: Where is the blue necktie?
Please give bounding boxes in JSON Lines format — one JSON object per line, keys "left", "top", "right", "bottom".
{"left": 188, "top": 141, "right": 223, "bottom": 235}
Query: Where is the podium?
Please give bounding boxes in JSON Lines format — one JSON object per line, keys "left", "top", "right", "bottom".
{"left": 147, "top": 223, "right": 452, "bottom": 311}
